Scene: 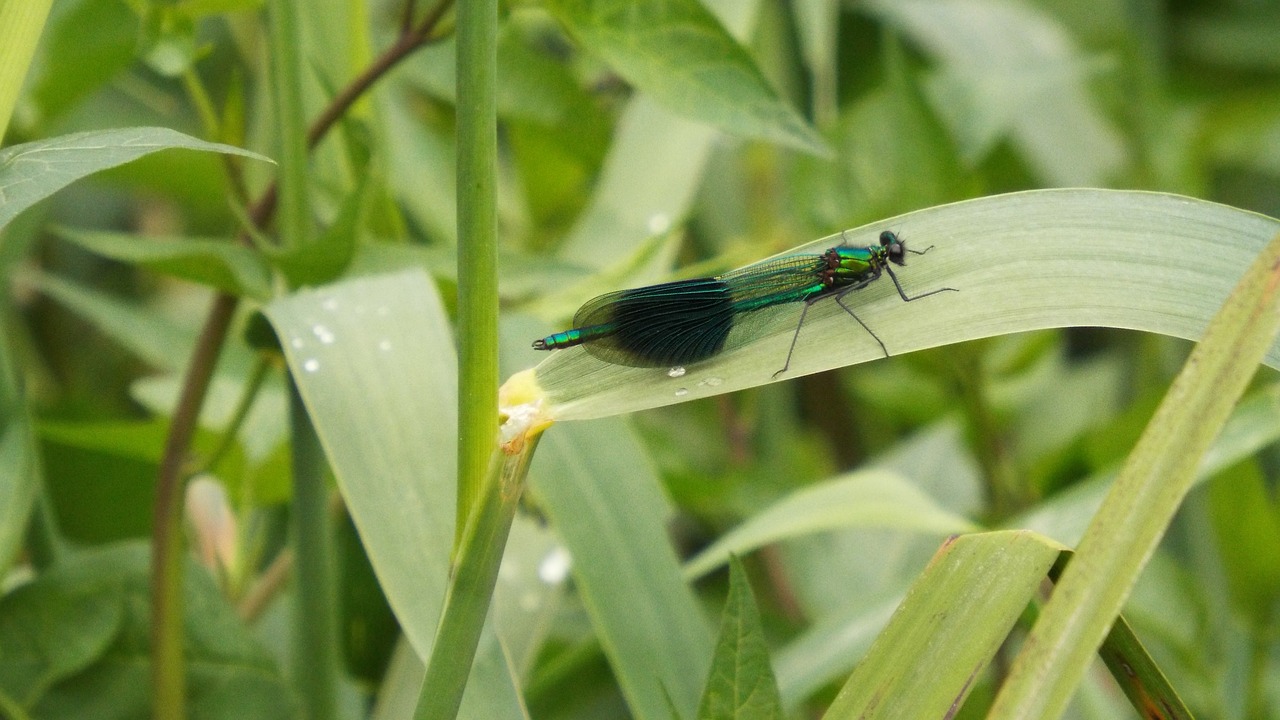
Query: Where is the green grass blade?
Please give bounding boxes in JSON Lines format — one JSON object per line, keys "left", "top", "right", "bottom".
{"left": 823, "top": 530, "right": 1064, "bottom": 719}
{"left": 54, "top": 229, "right": 272, "bottom": 299}
{"left": 531, "top": 419, "right": 714, "bottom": 720}
{"left": 684, "top": 468, "right": 977, "bottom": 580}
{"left": 532, "top": 189, "right": 1280, "bottom": 420}
{"left": 0, "top": 352, "right": 39, "bottom": 577}
{"left": 263, "top": 271, "right": 522, "bottom": 718}
{"left": 988, "top": 228, "right": 1280, "bottom": 719}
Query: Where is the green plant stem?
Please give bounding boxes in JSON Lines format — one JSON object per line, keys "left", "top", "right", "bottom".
{"left": 181, "top": 68, "right": 220, "bottom": 141}
{"left": 454, "top": 0, "right": 498, "bottom": 543}
{"left": 269, "top": 0, "right": 308, "bottom": 254}
{"left": 989, "top": 231, "right": 1280, "bottom": 719}
{"left": 0, "top": 0, "right": 52, "bottom": 141}
{"left": 415, "top": 441, "right": 534, "bottom": 719}
{"left": 951, "top": 347, "right": 1022, "bottom": 519}
{"left": 237, "top": 547, "right": 293, "bottom": 622}
{"left": 151, "top": 292, "right": 237, "bottom": 720}
{"left": 289, "top": 377, "right": 339, "bottom": 720}
{"left": 200, "top": 357, "right": 271, "bottom": 475}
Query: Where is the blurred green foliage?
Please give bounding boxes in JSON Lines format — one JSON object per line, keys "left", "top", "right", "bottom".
{"left": 2, "top": 0, "right": 1280, "bottom": 718}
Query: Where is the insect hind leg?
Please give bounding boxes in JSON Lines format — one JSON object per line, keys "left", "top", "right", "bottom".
{"left": 833, "top": 291, "right": 890, "bottom": 358}
{"left": 773, "top": 299, "right": 815, "bottom": 378}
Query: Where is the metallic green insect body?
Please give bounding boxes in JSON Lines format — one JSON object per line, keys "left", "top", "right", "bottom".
{"left": 533, "top": 231, "right": 956, "bottom": 376}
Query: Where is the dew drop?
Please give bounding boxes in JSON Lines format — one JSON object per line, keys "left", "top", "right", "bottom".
{"left": 667, "top": 366, "right": 686, "bottom": 378}
{"left": 538, "top": 547, "right": 571, "bottom": 584}
{"left": 312, "top": 324, "right": 335, "bottom": 344}
{"left": 647, "top": 213, "right": 671, "bottom": 234}
{"left": 302, "top": 358, "right": 320, "bottom": 372}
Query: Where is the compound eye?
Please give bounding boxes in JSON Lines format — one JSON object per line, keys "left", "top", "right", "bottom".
{"left": 879, "top": 230, "right": 896, "bottom": 247}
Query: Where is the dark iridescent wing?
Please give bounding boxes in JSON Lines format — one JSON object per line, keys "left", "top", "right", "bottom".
{"left": 560, "top": 251, "right": 873, "bottom": 367}
{"left": 721, "top": 255, "right": 830, "bottom": 306}
{"left": 569, "top": 277, "right": 736, "bottom": 367}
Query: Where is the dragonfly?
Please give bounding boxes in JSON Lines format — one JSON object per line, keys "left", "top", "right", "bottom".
{"left": 532, "top": 230, "right": 957, "bottom": 377}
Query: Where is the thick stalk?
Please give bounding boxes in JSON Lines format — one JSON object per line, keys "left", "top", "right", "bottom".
{"left": 453, "top": 0, "right": 498, "bottom": 542}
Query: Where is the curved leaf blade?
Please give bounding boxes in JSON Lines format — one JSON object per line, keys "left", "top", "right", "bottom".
{"left": 263, "top": 271, "right": 521, "bottom": 718}
{"left": 0, "top": 127, "right": 272, "bottom": 231}
{"left": 684, "top": 469, "right": 977, "bottom": 580}
{"left": 531, "top": 189, "right": 1280, "bottom": 420}
{"left": 55, "top": 229, "right": 272, "bottom": 299}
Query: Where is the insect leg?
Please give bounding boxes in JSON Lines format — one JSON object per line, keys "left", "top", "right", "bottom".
{"left": 834, "top": 291, "right": 890, "bottom": 358}
{"left": 773, "top": 299, "right": 816, "bottom": 378}
{"left": 884, "top": 265, "right": 958, "bottom": 303}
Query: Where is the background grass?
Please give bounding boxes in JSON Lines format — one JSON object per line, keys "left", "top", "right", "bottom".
{"left": 2, "top": 0, "right": 1280, "bottom": 718}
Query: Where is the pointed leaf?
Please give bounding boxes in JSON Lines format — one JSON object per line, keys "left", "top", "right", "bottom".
{"left": 0, "top": 127, "right": 271, "bottom": 231}
{"left": 546, "top": 0, "right": 828, "bottom": 155}
{"left": 696, "top": 556, "right": 784, "bottom": 720}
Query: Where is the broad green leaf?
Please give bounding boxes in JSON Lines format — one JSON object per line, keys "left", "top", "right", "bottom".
{"left": 684, "top": 469, "right": 977, "bottom": 580}
{"left": 55, "top": 228, "right": 272, "bottom": 299}
{"left": 545, "top": 0, "right": 828, "bottom": 156}
{"left": 0, "top": 542, "right": 289, "bottom": 719}
{"left": 0, "top": 245, "right": 37, "bottom": 570}
{"left": 866, "top": 0, "right": 1125, "bottom": 184}
{"left": 530, "top": 190, "right": 1280, "bottom": 420}
{"left": 0, "top": 561, "right": 123, "bottom": 708}
{"left": 531, "top": 419, "right": 714, "bottom": 720}
{"left": 268, "top": 171, "right": 363, "bottom": 287}
{"left": 30, "top": 271, "right": 197, "bottom": 372}
{"left": 696, "top": 556, "right": 784, "bottom": 720}
{"left": 824, "top": 530, "right": 1064, "bottom": 719}
{"left": 263, "top": 271, "right": 522, "bottom": 719}
{"left": 555, "top": 0, "right": 768, "bottom": 268}
{"left": 22, "top": 0, "right": 136, "bottom": 124}
{"left": 0, "top": 127, "right": 272, "bottom": 232}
